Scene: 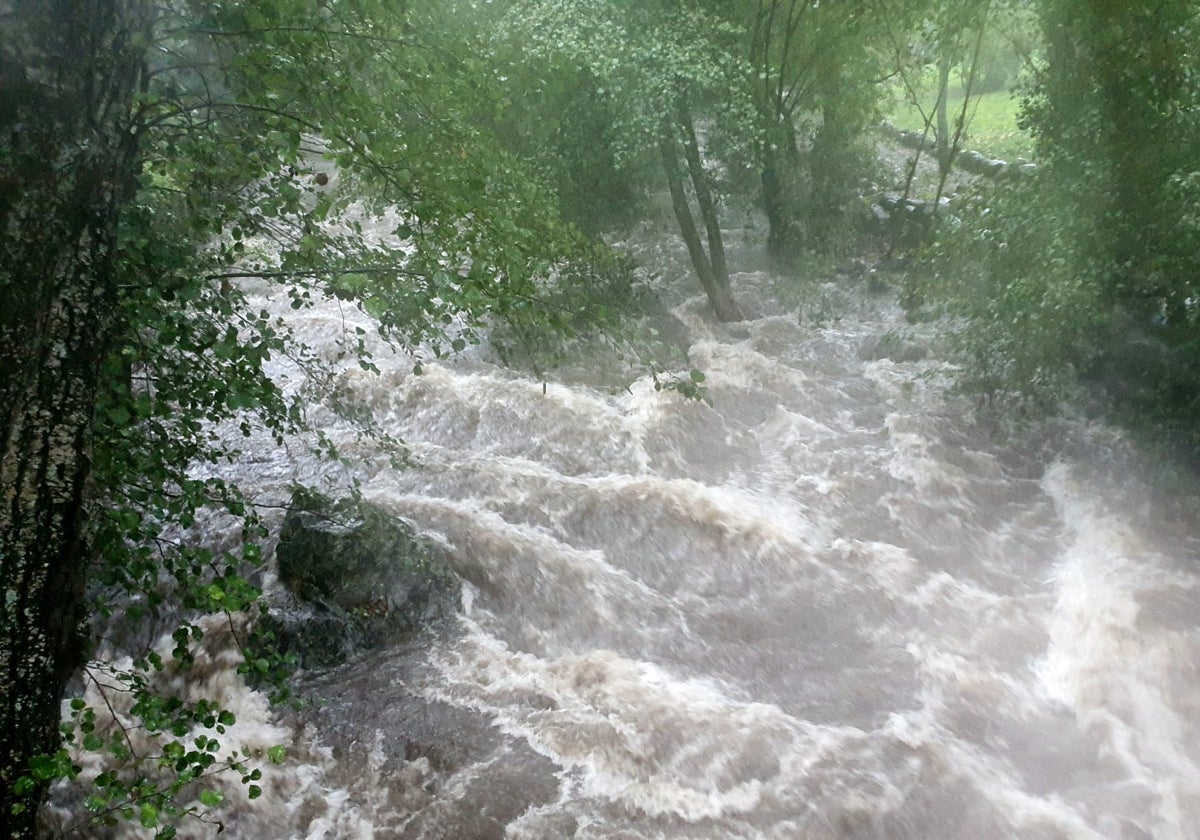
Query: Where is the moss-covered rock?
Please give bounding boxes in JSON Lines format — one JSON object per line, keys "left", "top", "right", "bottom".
{"left": 271, "top": 490, "right": 459, "bottom": 668}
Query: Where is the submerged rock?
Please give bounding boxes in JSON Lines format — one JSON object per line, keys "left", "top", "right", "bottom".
{"left": 270, "top": 490, "right": 460, "bottom": 668}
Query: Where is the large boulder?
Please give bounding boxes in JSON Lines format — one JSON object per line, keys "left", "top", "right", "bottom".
{"left": 270, "top": 490, "right": 460, "bottom": 668}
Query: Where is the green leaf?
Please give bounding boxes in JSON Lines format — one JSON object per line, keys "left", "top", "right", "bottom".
{"left": 82, "top": 733, "right": 104, "bottom": 752}
{"left": 199, "top": 789, "right": 223, "bottom": 808}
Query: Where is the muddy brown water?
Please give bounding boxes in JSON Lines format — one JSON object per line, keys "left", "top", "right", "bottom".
{"left": 48, "top": 225, "right": 1200, "bottom": 839}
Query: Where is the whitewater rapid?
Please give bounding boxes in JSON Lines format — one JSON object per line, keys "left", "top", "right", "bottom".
{"left": 51, "top": 224, "right": 1200, "bottom": 839}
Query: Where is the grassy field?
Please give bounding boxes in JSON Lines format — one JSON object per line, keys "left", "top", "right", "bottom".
{"left": 887, "top": 88, "right": 1035, "bottom": 162}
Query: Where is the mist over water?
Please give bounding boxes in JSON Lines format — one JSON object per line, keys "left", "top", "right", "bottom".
{"left": 65, "top": 222, "right": 1200, "bottom": 839}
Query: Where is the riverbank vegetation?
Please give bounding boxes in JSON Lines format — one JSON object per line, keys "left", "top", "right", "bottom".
{"left": 4, "top": 0, "right": 1199, "bottom": 833}
{"left": 908, "top": 0, "right": 1200, "bottom": 468}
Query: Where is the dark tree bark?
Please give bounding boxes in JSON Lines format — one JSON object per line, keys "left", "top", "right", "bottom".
{"left": 759, "top": 128, "right": 802, "bottom": 265}
{"left": 760, "top": 163, "right": 786, "bottom": 259}
{"left": 659, "top": 119, "right": 741, "bottom": 323}
{"left": 660, "top": 133, "right": 716, "bottom": 304}
{"left": 751, "top": 0, "right": 808, "bottom": 265}
{"left": 679, "top": 108, "right": 731, "bottom": 301}
{"left": 0, "top": 2, "right": 148, "bottom": 832}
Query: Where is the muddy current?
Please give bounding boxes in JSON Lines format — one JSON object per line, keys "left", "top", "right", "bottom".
{"left": 51, "top": 223, "right": 1200, "bottom": 839}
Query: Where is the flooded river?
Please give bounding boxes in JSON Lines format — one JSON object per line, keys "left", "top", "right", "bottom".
{"left": 52, "top": 222, "right": 1200, "bottom": 839}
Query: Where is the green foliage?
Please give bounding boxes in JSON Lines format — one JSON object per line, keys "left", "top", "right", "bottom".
{"left": 1020, "top": 0, "right": 1200, "bottom": 444}
{"left": 805, "top": 68, "right": 882, "bottom": 252}
{"left": 909, "top": 176, "right": 1105, "bottom": 407}
{"left": 1023, "top": 0, "right": 1200, "bottom": 312}
{"left": 495, "top": 0, "right": 756, "bottom": 175}
{"left": 913, "top": 0, "right": 1200, "bottom": 454}
{"left": 487, "top": 247, "right": 660, "bottom": 374}
{"left": 6, "top": 0, "right": 658, "bottom": 833}
{"left": 652, "top": 368, "right": 711, "bottom": 404}
{"left": 486, "top": 0, "right": 756, "bottom": 318}
{"left": 14, "top": 656, "right": 279, "bottom": 835}
{"left": 45, "top": 564, "right": 297, "bottom": 832}
{"left": 737, "top": 0, "right": 899, "bottom": 258}
{"left": 164, "top": 0, "right": 616, "bottom": 357}
{"left": 436, "top": 0, "right": 646, "bottom": 234}
{"left": 876, "top": 0, "right": 1038, "bottom": 221}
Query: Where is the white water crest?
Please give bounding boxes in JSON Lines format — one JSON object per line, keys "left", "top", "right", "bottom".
{"left": 61, "top": 222, "right": 1200, "bottom": 839}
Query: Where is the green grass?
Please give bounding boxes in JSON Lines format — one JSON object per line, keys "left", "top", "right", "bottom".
{"left": 888, "top": 88, "right": 1035, "bottom": 162}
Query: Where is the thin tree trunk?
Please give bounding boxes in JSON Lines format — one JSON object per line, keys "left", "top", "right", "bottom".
{"left": 659, "top": 130, "right": 741, "bottom": 322}
{"left": 0, "top": 2, "right": 148, "bottom": 831}
{"left": 759, "top": 115, "right": 801, "bottom": 264}
{"left": 935, "top": 19, "right": 988, "bottom": 211}
{"left": 679, "top": 110, "right": 732, "bottom": 303}
{"left": 935, "top": 53, "right": 953, "bottom": 177}
{"left": 752, "top": 0, "right": 808, "bottom": 265}
{"left": 761, "top": 158, "right": 789, "bottom": 261}
{"left": 660, "top": 134, "right": 715, "bottom": 297}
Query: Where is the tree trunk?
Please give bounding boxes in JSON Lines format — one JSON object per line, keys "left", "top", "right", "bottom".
{"left": 659, "top": 128, "right": 742, "bottom": 323}
{"left": 679, "top": 109, "right": 734, "bottom": 309}
{"left": 761, "top": 162, "right": 787, "bottom": 259}
{"left": 935, "top": 53, "right": 953, "bottom": 177}
{"left": 934, "top": 18, "right": 988, "bottom": 211}
{"left": 760, "top": 116, "right": 802, "bottom": 266}
{"left": 751, "top": 0, "right": 808, "bottom": 266}
{"left": 0, "top": 2, "right": 148, "bottom": 831}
